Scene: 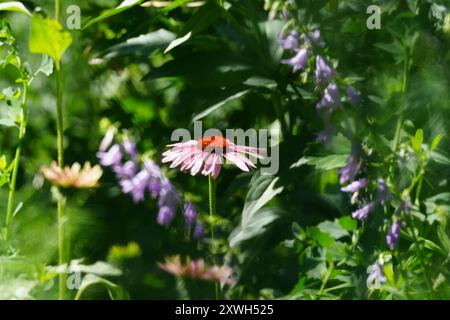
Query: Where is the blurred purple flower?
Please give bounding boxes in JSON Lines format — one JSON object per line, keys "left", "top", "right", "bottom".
{"left": 281, "top": 48, "right": 309, "bottom": 72}
{"left": 352, "top": 202, "right": 375, "bottom": 220}
{"left": 341, "top": 178, "right": 367, "bottom": 193}
{"left": 97, "top": 144, "right": 122, "bottom": 167}
{"left": 347, "top": 86, "right": 361, "bottom": 106}
{"left": 316, "top": 125, "right": 335, "bottom": 147}
{"left": 278, "top": 30, "right": 300, "bottom": 51}
{"left": 123, "top": 138, "right": 137, "bottom": 159}
{"left": 184, "top": 202, "right": 197, "bottom": 228}
{"left": 113, "top": 160, "right": 138, "bottom": 179}
{"left": 157, "top": 206, "right": 176, "bottom": 226}
{"left": 158, "top": 178, "right": 180, "bottom": 209}
{"left": 120, "top": 169, "right": 150, "bottom": 203}
{"left": 367, "top": 262, "right": 387, "bottom": 289}
{"left": 376, "top": 178, "right": 390, "bottom": 205}
{"left": 144, "top": 159, "right": 163, "bottom": 197}
{"left": 340, "top": 152, "right": 359, "bottom": 184}
{"left": 386, "top": 221, "right": 401, "bottom": 250}
{"left": 193, "top": 223, "right": 205, "bottom": 240}
{"left": 317, "top": 83, "right": 342, "bottom": 111}
{"left": 315, "top": 56, "right": 333, "bottom": 85}
{"left": 306, "top": 30, "right": 325, "bottom": 47}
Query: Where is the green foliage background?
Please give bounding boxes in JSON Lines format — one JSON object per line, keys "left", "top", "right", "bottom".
{"left": 0, "top": 0, "right": 449, "bottom": 299}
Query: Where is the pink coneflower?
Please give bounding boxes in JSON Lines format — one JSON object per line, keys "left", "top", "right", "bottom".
{"left": 158, "top": 255, "right": 235, "bottom": 285}
{"left": 162, "top": 136, "right": 264, "bottom": 179}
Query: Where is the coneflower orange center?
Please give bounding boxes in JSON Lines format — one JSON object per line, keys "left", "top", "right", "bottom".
{"left": 199, "top": 136, "right": 228, "bottom": 152}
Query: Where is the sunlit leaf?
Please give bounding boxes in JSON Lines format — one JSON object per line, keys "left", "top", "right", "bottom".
{"left": 164, "top": 31, "right": 191, "bottom": 54}
{"left": 29, "top": 14, "right": 72, "bottom": 67}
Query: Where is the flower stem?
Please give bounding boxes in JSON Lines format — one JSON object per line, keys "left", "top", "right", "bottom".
{"left": 393, "top": 56, "right": 409, "bottom": 151}
{"left": 208, "top": 175, "right": 221, "bottom": 300}
{"left": 55, "top": 62, "right": 67, "bottom": 300}
{"left": 55, "top": 0, "right": 67, "bottom": 300}
{"left": 272, "top": 91, "right": 289, "bottom": 140}
{"left": 5, "top": 83, "right": 28, "bottom": 241}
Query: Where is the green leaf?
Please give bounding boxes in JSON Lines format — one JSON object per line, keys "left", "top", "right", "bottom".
{"left": 83, "top": 0, "right": 145, "bottom": 29}
{"left": 383, "top": 263, "right": 395, "bottom": 286}
{"left": 317, "top": 220, "right": 349, "bottom": 239}
{"left": 0, "top": 2, "right": 32, "bottom": 17}
{"left": 0, "top": 155, "right": 6, "bottom": 170}
{"left": 430, "top": 151, "right": 450, "bottom": 165}
{"left": 181, "top": 1, "right": 222, "bottom": 35}
{"left": 229, "top": 207, "right": 285, "bottom": 247}
{"left": 338, "top": 216, "right": 357, "bottom": 232}
{"left": 29, "top": 14, "right": 72, "bottom": 66}
{"left": 0, "top": 97, "right": 21, "bottom": 128}
{"left": 411, "top": 129, "right": 423, "bottom": 153}
{"left": 309, "top": 227, "right": 334, "bottom": 248}
{"left": 192, "top": 89, "right": 250, "bottom": 122}
{"left": 104, "top": 29, "right": 176, "bottom": 59}
{"left": 291, "top": 155, "right": 348, "bottom": 171}
{"left": 241, "top": 171, "right": 284, "bottom": 227}
{"left": 75, "top": 274, "right": 129, "bottom": 300}
{"left": 34, "top": 55, "right": 54, "bottom": 77}
{"left": 71, "top": 261, "right": 122, "bottom": 276}
{"left": 431, "top": 134, "right": 443, "bottom": 151}
{"left": 164, "top": 31, "right": 191, "bottom": 54}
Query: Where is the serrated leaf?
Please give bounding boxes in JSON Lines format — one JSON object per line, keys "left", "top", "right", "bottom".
{"left": 29, "top": 14, "right": 72, "bottom": 67}
{"left": 0, "top": 2, "right": 32, "bottom": 17}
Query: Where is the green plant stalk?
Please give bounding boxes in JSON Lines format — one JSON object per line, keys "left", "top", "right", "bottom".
{"left": 208, "top": 175, "right": 221, "bottom": 300}
{"left": 55, "top": 0, "right": 67, "bottom": 300}
{"left": 392, "top": 56, "right": 409, "bottom": 151}
{"left": 407, "top": 219, "right": 435, "bottom": 297}
{"left": 55, "top": 63, "right": 67, "bottom": 300}
{"left": 4, "top": 83, "right": 28, "bottom": 241}
{"left": 272, "top": 92, "right": 289, "bottom": 140}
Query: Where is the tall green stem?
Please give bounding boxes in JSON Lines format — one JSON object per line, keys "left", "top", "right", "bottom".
{"left": 208, "top": 175, "right": 221, "bottom": 300}
{"left": 5, "top": 83, "right": 28, "bottom": 241}
{"left": 272, "top": 92, "right": 288, "bottom": 141}
{"left": 55, "top": 0, "right": 67, "bottom": 300}
{"left": 56, "top": 63, "right": 67, "bottom": 301}
{"left": 393, "top": 57, "right": 409, "bottom": 151}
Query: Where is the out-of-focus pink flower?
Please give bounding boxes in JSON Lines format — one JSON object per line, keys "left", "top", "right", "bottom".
{"left": 41, "top": 161, "right": 103, "bottom": 189}
{"left": 158, "top": 255, "right": 235, "bottom": 285}
{"left": 162, "top": 136, "right": 264, "bottom": 179}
